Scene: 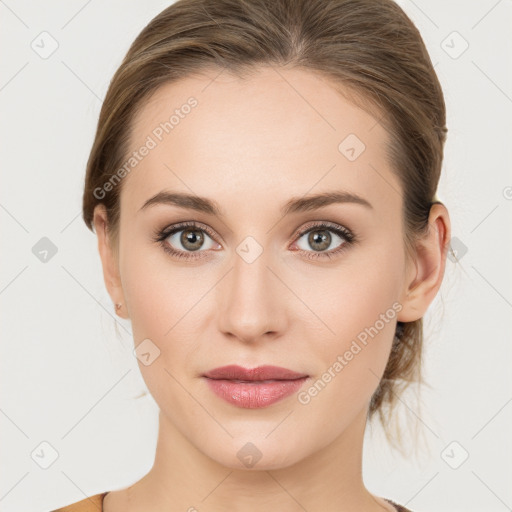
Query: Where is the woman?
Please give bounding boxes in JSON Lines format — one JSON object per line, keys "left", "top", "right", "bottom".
{"left": 53, "top": 0, "right": 451, "bottom": 510}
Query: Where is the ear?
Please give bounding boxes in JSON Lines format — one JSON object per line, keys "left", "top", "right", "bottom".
{"left": 92, "top": 204, "right": 129, "bottom": 319}
{"left": 397, "top": 203, "right": 451, "bottom": 322}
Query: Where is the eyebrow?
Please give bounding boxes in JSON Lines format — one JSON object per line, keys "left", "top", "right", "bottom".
{"left": 139, "top": 190, "right": 373, "bottom": 217}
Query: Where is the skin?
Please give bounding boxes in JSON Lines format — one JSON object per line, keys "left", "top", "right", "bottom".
{"left": 94, "top": 65, "right": 450, "bottom": 512}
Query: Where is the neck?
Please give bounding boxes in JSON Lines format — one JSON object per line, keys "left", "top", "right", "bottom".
{"left": 116, "top": 406, "right": 394, "bottom": 512}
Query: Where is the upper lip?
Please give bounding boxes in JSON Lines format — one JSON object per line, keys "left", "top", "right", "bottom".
{"left": 203, "top": 365, "right": 308, "bottom": 381}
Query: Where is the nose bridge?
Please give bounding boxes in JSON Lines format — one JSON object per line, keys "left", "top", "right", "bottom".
{"left": 233, "top": 236, "right": 271, "bottom": 291}
{"left": 217, "top": 235, "right": 285, "bottom": 341}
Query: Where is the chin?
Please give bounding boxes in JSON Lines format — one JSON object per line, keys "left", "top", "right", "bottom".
{"left": 202, "top": 436, "right": 308, "bottom": 471}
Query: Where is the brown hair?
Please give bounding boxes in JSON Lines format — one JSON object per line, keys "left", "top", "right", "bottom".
{"left": 82, "top": 0, "right": 447, "bottom": 452}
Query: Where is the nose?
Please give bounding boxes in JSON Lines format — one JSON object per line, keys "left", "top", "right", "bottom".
{"left": 216, "top": 243, "right": 288, "bottom": 344}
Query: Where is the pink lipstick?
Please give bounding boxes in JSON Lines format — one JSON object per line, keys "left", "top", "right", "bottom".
{"left": 202, "top": 365, "right": 309, "bottom": 409}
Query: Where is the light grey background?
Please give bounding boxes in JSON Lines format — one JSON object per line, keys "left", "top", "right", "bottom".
{"left": 1, "top": 1, "right": 511, "bottom": 511}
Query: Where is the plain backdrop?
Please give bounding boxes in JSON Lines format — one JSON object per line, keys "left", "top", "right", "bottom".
{"left": 1, "top": 1, "right": 511, "bottom": 511}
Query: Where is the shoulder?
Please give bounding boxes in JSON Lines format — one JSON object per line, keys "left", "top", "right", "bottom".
{"left": 385, "top": 498, "right": 414, "bottom": 512}
{"left": 51, "top": 492, "right": 107, "bottom": 512}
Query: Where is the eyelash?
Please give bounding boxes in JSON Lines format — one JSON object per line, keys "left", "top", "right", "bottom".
{"left": 152, "top": 220, "right": 356, "bottom": 262}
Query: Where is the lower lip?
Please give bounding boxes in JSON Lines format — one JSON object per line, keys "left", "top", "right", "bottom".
{"left": 204, "top": 377, "right": 308, "bottom": 408}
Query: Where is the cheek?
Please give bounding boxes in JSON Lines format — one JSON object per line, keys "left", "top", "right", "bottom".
{"left": 306, "top": 245, "right": 403, "bottom": 386}
{"left": 119, "top": 241, "right": 210, "bottom": 377}
{"left": 119, "top": 246, "right": 199, "bottom": 407}
{"left": 306, "top": 244, "right": 402, "bottom": 327}
{"left": 119, "top": 240, "right": 177, "bottom": 342}
{"left": 294, "top": 274, "right": 401, "bottom": 433}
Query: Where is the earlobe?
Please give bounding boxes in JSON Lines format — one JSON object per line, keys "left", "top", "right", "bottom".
{"left": 92, "top": 205, "right": 129, "bottom": 319}
{"left": 397, "top": 203, "right": 451, "bottom": 323}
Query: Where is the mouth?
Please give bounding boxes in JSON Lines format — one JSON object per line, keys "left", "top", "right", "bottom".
{"left": 226, "top": 379, "right": 301, "bottom": 384}
{"left": 202, "top": 364, "right": 308, "bottom": 381}
{"left": 202, "top": 365, "right": 309, "bottom": 408}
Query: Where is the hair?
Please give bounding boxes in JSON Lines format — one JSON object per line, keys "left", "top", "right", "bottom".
{"left": 82, "top": 0, "right": 447, "bottom": 453}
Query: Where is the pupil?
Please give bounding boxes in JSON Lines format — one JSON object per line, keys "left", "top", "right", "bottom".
{"left": 310, "top": 230, "right": 330, "bottom": 251}
{"left": 182, "top": 229, "right": 203, "bottom": 251}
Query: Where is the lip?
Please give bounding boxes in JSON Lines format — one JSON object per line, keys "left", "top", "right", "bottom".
{"left": 202, "top": 365, "right": 309, "bottom": 409}
{"left": 203, "top": 365, "right": 308, "bottom": 381}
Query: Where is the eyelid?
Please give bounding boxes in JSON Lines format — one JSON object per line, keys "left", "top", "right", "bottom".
{"left": 290, "top": 220, "right": 354, "bottom": 244}
{"left": 156, "top": 219, "right": 353, "bottom": 243}
{"left": 157, "top": 220, "right": 220, "bottom": 243}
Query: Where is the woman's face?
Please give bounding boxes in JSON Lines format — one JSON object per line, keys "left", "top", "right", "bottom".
{"left": 97, "top": 66, "right": 418, "bottom": 469}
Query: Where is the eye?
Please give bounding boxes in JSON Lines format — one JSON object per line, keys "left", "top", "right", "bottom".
{"left": 153, "top": 221, "right": 221, "bottom": 261}
{"left": 153, "top": 220, "right": 356, "bottom": 261}
{"left": 291, "top": 221, "right": 355, "bottom": 260}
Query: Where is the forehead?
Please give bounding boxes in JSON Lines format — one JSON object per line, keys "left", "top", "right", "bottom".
{"left": 122, "top": 66, "right": 400, "bottom": 215}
